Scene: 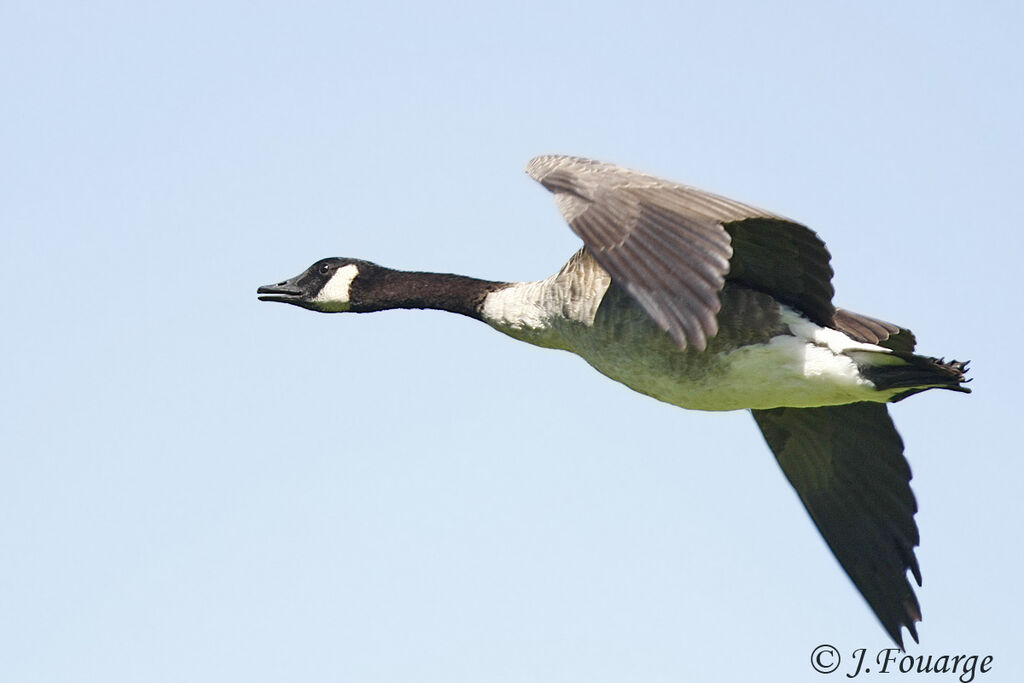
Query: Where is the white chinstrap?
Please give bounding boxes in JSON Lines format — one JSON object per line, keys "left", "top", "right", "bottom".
{"left": 312, "top": 264, "right": 360, "bottom": 312}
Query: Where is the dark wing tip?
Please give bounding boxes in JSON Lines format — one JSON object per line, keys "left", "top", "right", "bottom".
{"left": 724, "top": 217, "right": 836, "bottom": 327}
{"left": 888, "top": 588, "right": 922, "bottom": 650}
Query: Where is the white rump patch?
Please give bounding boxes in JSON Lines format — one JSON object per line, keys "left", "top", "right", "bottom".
{"left": 778, "top": 308, "right": 892, "bottom": 354}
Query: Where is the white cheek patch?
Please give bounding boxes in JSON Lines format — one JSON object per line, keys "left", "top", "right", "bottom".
{"left": 312, "top": 263, "right": 360, "bottom": 312}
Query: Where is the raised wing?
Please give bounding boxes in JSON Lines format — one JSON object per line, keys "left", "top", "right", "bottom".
{"left": 751, "top": 403, "right": 922, "bottom": 648}
{"left": 527, "top": 155, "right": 836, "bottom": 350}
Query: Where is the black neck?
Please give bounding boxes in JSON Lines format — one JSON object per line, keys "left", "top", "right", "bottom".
{"left": 349, "top": 266, "right": 505, "bottom": 320}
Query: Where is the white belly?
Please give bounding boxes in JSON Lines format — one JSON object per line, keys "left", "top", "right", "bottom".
{"left": 578, "top": 331, "right": 887, "bottom": 411}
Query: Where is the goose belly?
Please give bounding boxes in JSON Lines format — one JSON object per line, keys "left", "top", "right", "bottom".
{"left": 574, "top": 332, "right": 884, "bottom": 411}
{"left": 564, "top": 285, "right": 888, "bottom": 412}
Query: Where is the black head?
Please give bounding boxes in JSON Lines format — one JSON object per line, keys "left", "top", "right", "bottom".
{"left": 257, "top": 258, "right": 374, "bottom": 312}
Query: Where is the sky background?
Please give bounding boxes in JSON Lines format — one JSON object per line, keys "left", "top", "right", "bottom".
{"left": 3, "top": 1, "right": 1022, "bottom": 681}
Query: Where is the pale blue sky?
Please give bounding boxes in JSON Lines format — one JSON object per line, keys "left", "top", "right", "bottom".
{"left": 2, "top": 1, "right": 1021, "bottom": 681}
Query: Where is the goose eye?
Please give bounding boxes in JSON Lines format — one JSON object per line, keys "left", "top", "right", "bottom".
{"left": 319, "top": 263, "right": 332, "bottom": 275}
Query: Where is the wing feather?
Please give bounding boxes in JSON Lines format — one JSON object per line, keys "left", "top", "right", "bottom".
{"left": 832, "top": 309, "right": 917, "bottom": 353}
{"left": 751, "top": 403, "right": 922, "bottom": 648}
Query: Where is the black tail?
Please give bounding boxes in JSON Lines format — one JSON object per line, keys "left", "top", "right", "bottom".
{"left": 858, "top": 353, "right": 971, "bottom": 401}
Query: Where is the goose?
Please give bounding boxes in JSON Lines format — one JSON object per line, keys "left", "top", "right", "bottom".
{"left": 257, "top": 155, "right": 969, "bottom": 647}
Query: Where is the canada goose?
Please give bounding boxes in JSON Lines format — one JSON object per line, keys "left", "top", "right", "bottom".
{"left": 258, "top": 155, "right": 968, "bottom": 647}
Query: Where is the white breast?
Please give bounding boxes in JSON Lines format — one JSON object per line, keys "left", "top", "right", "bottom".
{"left": 481, "top": 250, "right": 611, "bottom": 350}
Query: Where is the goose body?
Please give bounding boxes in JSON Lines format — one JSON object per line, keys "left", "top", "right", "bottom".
{"left": 481, "top": 249, "right": 906, "bottom": 411}
{"left": 258, "top": 155, "right": 969, "bottom": 647}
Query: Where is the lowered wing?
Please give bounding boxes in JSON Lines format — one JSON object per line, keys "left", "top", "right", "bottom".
{"left": 752, "top": 402, "right": 922, "bottom": 648}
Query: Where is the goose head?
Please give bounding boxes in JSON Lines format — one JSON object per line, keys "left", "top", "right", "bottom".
{"left": 257, "top": 258, "right": 369, "bottom": 312}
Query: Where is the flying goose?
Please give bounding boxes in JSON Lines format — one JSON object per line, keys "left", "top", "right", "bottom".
{"left": 258, "top": 155, "right": 969, "bottom": 647}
